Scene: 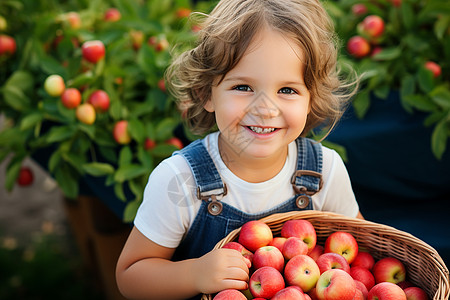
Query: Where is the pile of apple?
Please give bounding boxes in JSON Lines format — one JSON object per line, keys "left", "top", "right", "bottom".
{"left": 212, "top": 219, "right": 430, "bottom": 300}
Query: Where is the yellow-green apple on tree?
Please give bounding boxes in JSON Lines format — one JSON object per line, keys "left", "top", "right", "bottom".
{"left": 44, "top": 74, "right": 65, "bottom": 97}
{"left": 315, "top": 252, "right": 350, "bottom": 274}
{"left": 368, "top": 282, "right": 407, "bottom": 300}
{"left": 0, "top": 16, "right": 7, "bottom": 31}
{"left": 0, "top": 34, "right": 16, "bottom": 56}
{"left": 88, "top": 90, "right": 110, "bottom": 112}
{"left": 350, "top": 266, "right": 375, "bottom": 291}
{"left": 424, "top": 61, "right": 441, "bottom": 78}
{"left": 351, "top": 251, "right": 375, "bottom": 271}
{"left": 113, "top": 120, "right": 131, "bottom": 144}
{"left": 354, "top": 280, "right": 369, "bottom": 299}
{"left": 308, "top": 244, "right": 324, "bottom": 262}
{"left": 212, "top": 289, "right": 247, "bottom": 300}
{"left": 17, "top": 167, "right": 33, "bottom": 186}
{"left": 65, "top": 12, "right": 81, "bottom": 29}
{"left": 280, "top": 219, "right": 317, "bottom": 254}
{"left": 252, "top": 246, "right": 284, "bottom": 272}
{"left": 324, "top": 231, "right": 358, "bottom": 264}
{"left": 404, "top": 286, "right": 429, "bottom": 300}
{"left": 238, "top": 220, "right": 273, "bottom": 252}
{"left": 315, "top": 269, "right": 356, "bottom": 300}
{"left": 347, "top": 36, "right": 370, "bottom": 58}
{"left": 104, "top": 8, "right": 121, "bottom": 22}
{"left": 249, "top": 266, "right": 285, "bottom": 299}
{"left": 82, "top": 40, "right": 105, "bottom": 63}
{"left": 271, "top": 286, "right": 306, "bottom": 300}
{"left": 222, "top": 241, "right": 253, "bottom": 269}
{"left": 61, "top": 88, "right": 81, "bottom": 109}
{"left": 269, "top": 237, "right": 287, "bottom": 253}
{"left": 372, "top": 257, "right": 406, "bottom": 284}
{"left": 282, "top": 237, "right": 308, "bottom": 260}
{"left": 284, "top": 254, "right": 320, "bottom": 292}
{"left": 76, "top": 103, "right": 96, "bottom": 125}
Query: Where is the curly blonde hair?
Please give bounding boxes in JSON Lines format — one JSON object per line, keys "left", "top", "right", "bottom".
{"left": 166, "top": 0, "right": 358, "bottom": 137}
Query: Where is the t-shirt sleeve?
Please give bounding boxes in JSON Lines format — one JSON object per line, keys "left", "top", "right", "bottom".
{"left": 319, "top": 147, "right": 360, "bottom": 218}
{"left": 133, "top": 155, "right": 198, "bottom": 248}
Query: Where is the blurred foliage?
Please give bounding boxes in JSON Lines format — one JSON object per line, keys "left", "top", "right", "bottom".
{"left": 326, "top": 0, "right": 450, "bottom": 159}
{"left": 0, "top": 0, "right": 213, "bottom": 221}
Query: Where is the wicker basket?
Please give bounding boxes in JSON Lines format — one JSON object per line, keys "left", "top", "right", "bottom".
{"left": 202, "top": 211, "right": 450, "bottom": 300}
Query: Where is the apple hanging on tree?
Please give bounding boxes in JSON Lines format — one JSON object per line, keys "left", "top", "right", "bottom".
{"left": 88, "top": 89, "right": 110, "bottom": 112}
{"left": 44, "top": 74, "right": 65, "bottom": 97}
{"left": 61, "top": 88, "right": 81, "bottom": 109}
{"left": 17, "top": 167, "right": 34, "bottom": 186}
{"left": 82, "top": 40, "right": 105, "bottom": 63}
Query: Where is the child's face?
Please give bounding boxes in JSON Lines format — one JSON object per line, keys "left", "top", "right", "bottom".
{"left": 204, "top": 26, "right": 310, "bottom": 163}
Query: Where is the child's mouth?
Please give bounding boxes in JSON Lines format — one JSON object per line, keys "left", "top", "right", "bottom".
{"left": 247, "top": 126, "right": 277, "bottom": 134}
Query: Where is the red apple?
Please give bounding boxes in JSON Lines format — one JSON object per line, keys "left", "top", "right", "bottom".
{"left": 249, "top": 266, "right": 285, "bottom": 299}
{"left": 158, "top": 78, "right": 166, "bottom": 92}
{"left": 282, "top": 237, "right": 309, "bottom": 260}
{"left": 272, "top": 286, "right": 306, "bottom": 300}
{"left": 113, "top": 120, "right": 131, "bottom": 144}
{"left": 155, "top": 38, "right": 169, "bottom": 52}
{"left": 222, "top": 241, "right": 253, "bottom": 269}
{"left": 104, "top": 8, "right": 121, "bottom": 22}
{"left": 350, "top": 266, "right": 375, "bottom": 291}
{"left": 404, "top": 286, "right": 429, "bottom": 300}
{"left": 368, "top": 282, "right": 407, "bottom": 300}
{"left": 166, "top": 137, "right": 184, "bottom": 150}
{"left": 88, "top": 90, "right": 110, "bottom": 112}
{"left": 213, "top": 289, "right": 247, "bottom": 300}
{"left": 308, "top": 244, "right": 324, "bottom": 262}
{"left": 61, "top": 88, "right": 81, "bottom": 109}
{"left": 82, "top": 40, "right": 105, "bottom": 63}
{"left": 281, "top": 219, "right": 317, "bottom": 254}
{"left": 238, "top": 220, "right": 273, "bottom": 252}
{"left": 316, "top": 269, "right": 356, "bottom": 300}
{"left": 269, "top": 237, "right": 287, "bottom": 253}
{"left": 424, "top": 61, "right": 441, "bottom": 78}
{"left": 76, "top": 103, "right": 96, "bottom": 125}
{"left": 347, "top": 36, "right": 371, "bottom": 58}
{"left": 359, "top": 15, "right": 385, "bottom": 38}
{"left": 176, "top": 8, "right": 191, "bottom": 19}
{"left": 353, "top": 289, "right": 365, "bottom": 300}
{"left": 324, "top": 231, "right": 358, "bottom": 264}
{"left": 253, "top": 246, "right": 284, "bottom": 272}
{"left": 351, "top": 251, "right": 375, "bottom": 270}
{"left": 308, "top": 288, "right": 319, "bottom": 300}
{"left": 372, "top": 257, "right": 406, "bottom": 284}
{"left": 144, "top": 137, "right": 156, "bottom": 151}
{"left": 389, "top": 0, "right": 402, "bottom": 7}
{"left": 17, "top": 167, "right": 33, "bottom": 186}
{"left": 44, "top": 74, "right": 65, "bottom": 97}
{"left": 304, "top": 294, "right": 312, "bottom": 300}
{"left": 351, "top": 4, "right": 368, "bottom": 16}
{"left": 66, "top": 12, "right": 81, "bottom": 29}
{"left": 316, "top": 252, "right": 350, "bottom": 274}
{"left": 284, "top": 254, "right": 320, "bottom": 293}
{"left": 0, "top": 34, "right": 16, "bottom": 56}
{"left": 354, "top": 280, "right": 369, "bottom": 299}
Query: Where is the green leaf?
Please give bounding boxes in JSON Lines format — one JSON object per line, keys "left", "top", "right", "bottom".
{"left": 401, "top": 2, "right": 414, "bottom": 30}
{"left": 371, "top": 47, "right": 401, "bottom": 61}
{"left": 123, "top": 200, "right": 141, "bottom": 223}
{"left": 2, "top": 85, "right": 31, "bottom": 111}
{"left": 400, "top": 75, "right": 416, "bottom": 113}
{"left": 435, "top": 15, "right": 450, "bottom": 40}
{"left": 20, "top": 113, "right": 43, "bottom": 130}
{"left": 118, "top": 146, "right": 133, "bottom": 166}
{"left": 128, "top": 179, "right": 144, "bottom": 200}
{"left": 4, "top": 70, "right": 34, "bottom": 92}
{"left": 403, "top": 94, "right": 438, "bottom": 112}
{"left": 151, "top": 144, "right": 178, "bottom": 157}
{"left": 352, "top": 90, "right": 370, "bottom": 119}
{"left": 431, "top": 119, "right": 448, "bottom": 160}
{"left": 114, "top": 164, "right": 148, "bottom": 182}
{"left": 5, "top": 155, "right": 24, "bottom": 191}
{"left": 114, "top": 182, "right": 127, "bottom": 202}
{"left": 155, "top": 118, "right": 177, "bottom": 140}
{"left": 48, "top": 150, "right": 62, "bottom": 173}
{"left": 46, "top": 125, "right": 76, "bottom": 143}
{"left": 417, "top": 67, "right": 435, "bottom": 93}
{"left": 39, "top": 56, "right": 68, "bottom": 77}
{"left": 82, "top": 162, "right": 115, "bottom": 176}
{"left": 430, "top": 86, "right": 450, "bottom": 108}
{"left": 128, "top": 118, "right": 146, "bottom": 143}
{"left": 137, "top": 146, "right": 153, "bottom": 169}
{"left": 55, "top": 165, "right": 79, "bottom": 199}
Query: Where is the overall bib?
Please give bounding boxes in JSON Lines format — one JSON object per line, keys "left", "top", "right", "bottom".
{"left": 171, "top": 137, "right": 323, "bottom": 299}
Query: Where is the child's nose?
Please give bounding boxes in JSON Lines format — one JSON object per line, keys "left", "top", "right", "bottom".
{"left": 249, "top": 94, "right": 280, "bottom": 118}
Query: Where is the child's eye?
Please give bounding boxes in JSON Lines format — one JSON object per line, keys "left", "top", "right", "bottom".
{"left": 232, "top": 85, "right": 253, "bottom": 92}
{"left": 279, "top": 87, "right": 297, "bottom": 95}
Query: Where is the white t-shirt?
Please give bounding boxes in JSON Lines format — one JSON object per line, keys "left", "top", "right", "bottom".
{"left": 134, "top": 132, "right": 359, "bottom": 248}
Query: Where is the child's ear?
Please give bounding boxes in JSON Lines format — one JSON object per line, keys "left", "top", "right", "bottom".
{"left": 203, "top": 99, "right": 215, "bottom": 112}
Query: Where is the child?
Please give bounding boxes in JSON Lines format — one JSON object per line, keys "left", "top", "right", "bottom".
{"left": 116, "top": 0, "right": 363, "bottom": 299}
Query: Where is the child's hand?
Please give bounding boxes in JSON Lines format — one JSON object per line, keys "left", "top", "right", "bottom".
{"left": 192, "top": 248, "right": 249, "bottom": 294}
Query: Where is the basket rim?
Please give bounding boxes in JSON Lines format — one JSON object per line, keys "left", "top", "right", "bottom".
{"left": 204, "top": 211, "right": 450, "bottom": 300}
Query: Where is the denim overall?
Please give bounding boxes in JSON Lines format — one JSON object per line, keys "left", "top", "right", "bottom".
{"left": 171, "top": 137, "right": 322, "bottom": 298}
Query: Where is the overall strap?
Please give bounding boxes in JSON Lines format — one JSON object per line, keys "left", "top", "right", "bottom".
{"left": 291, "top": 137, "right": 323, "bottom": 208}
{"left": 173, "top": 139, "right": 227, "bottom": 215}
